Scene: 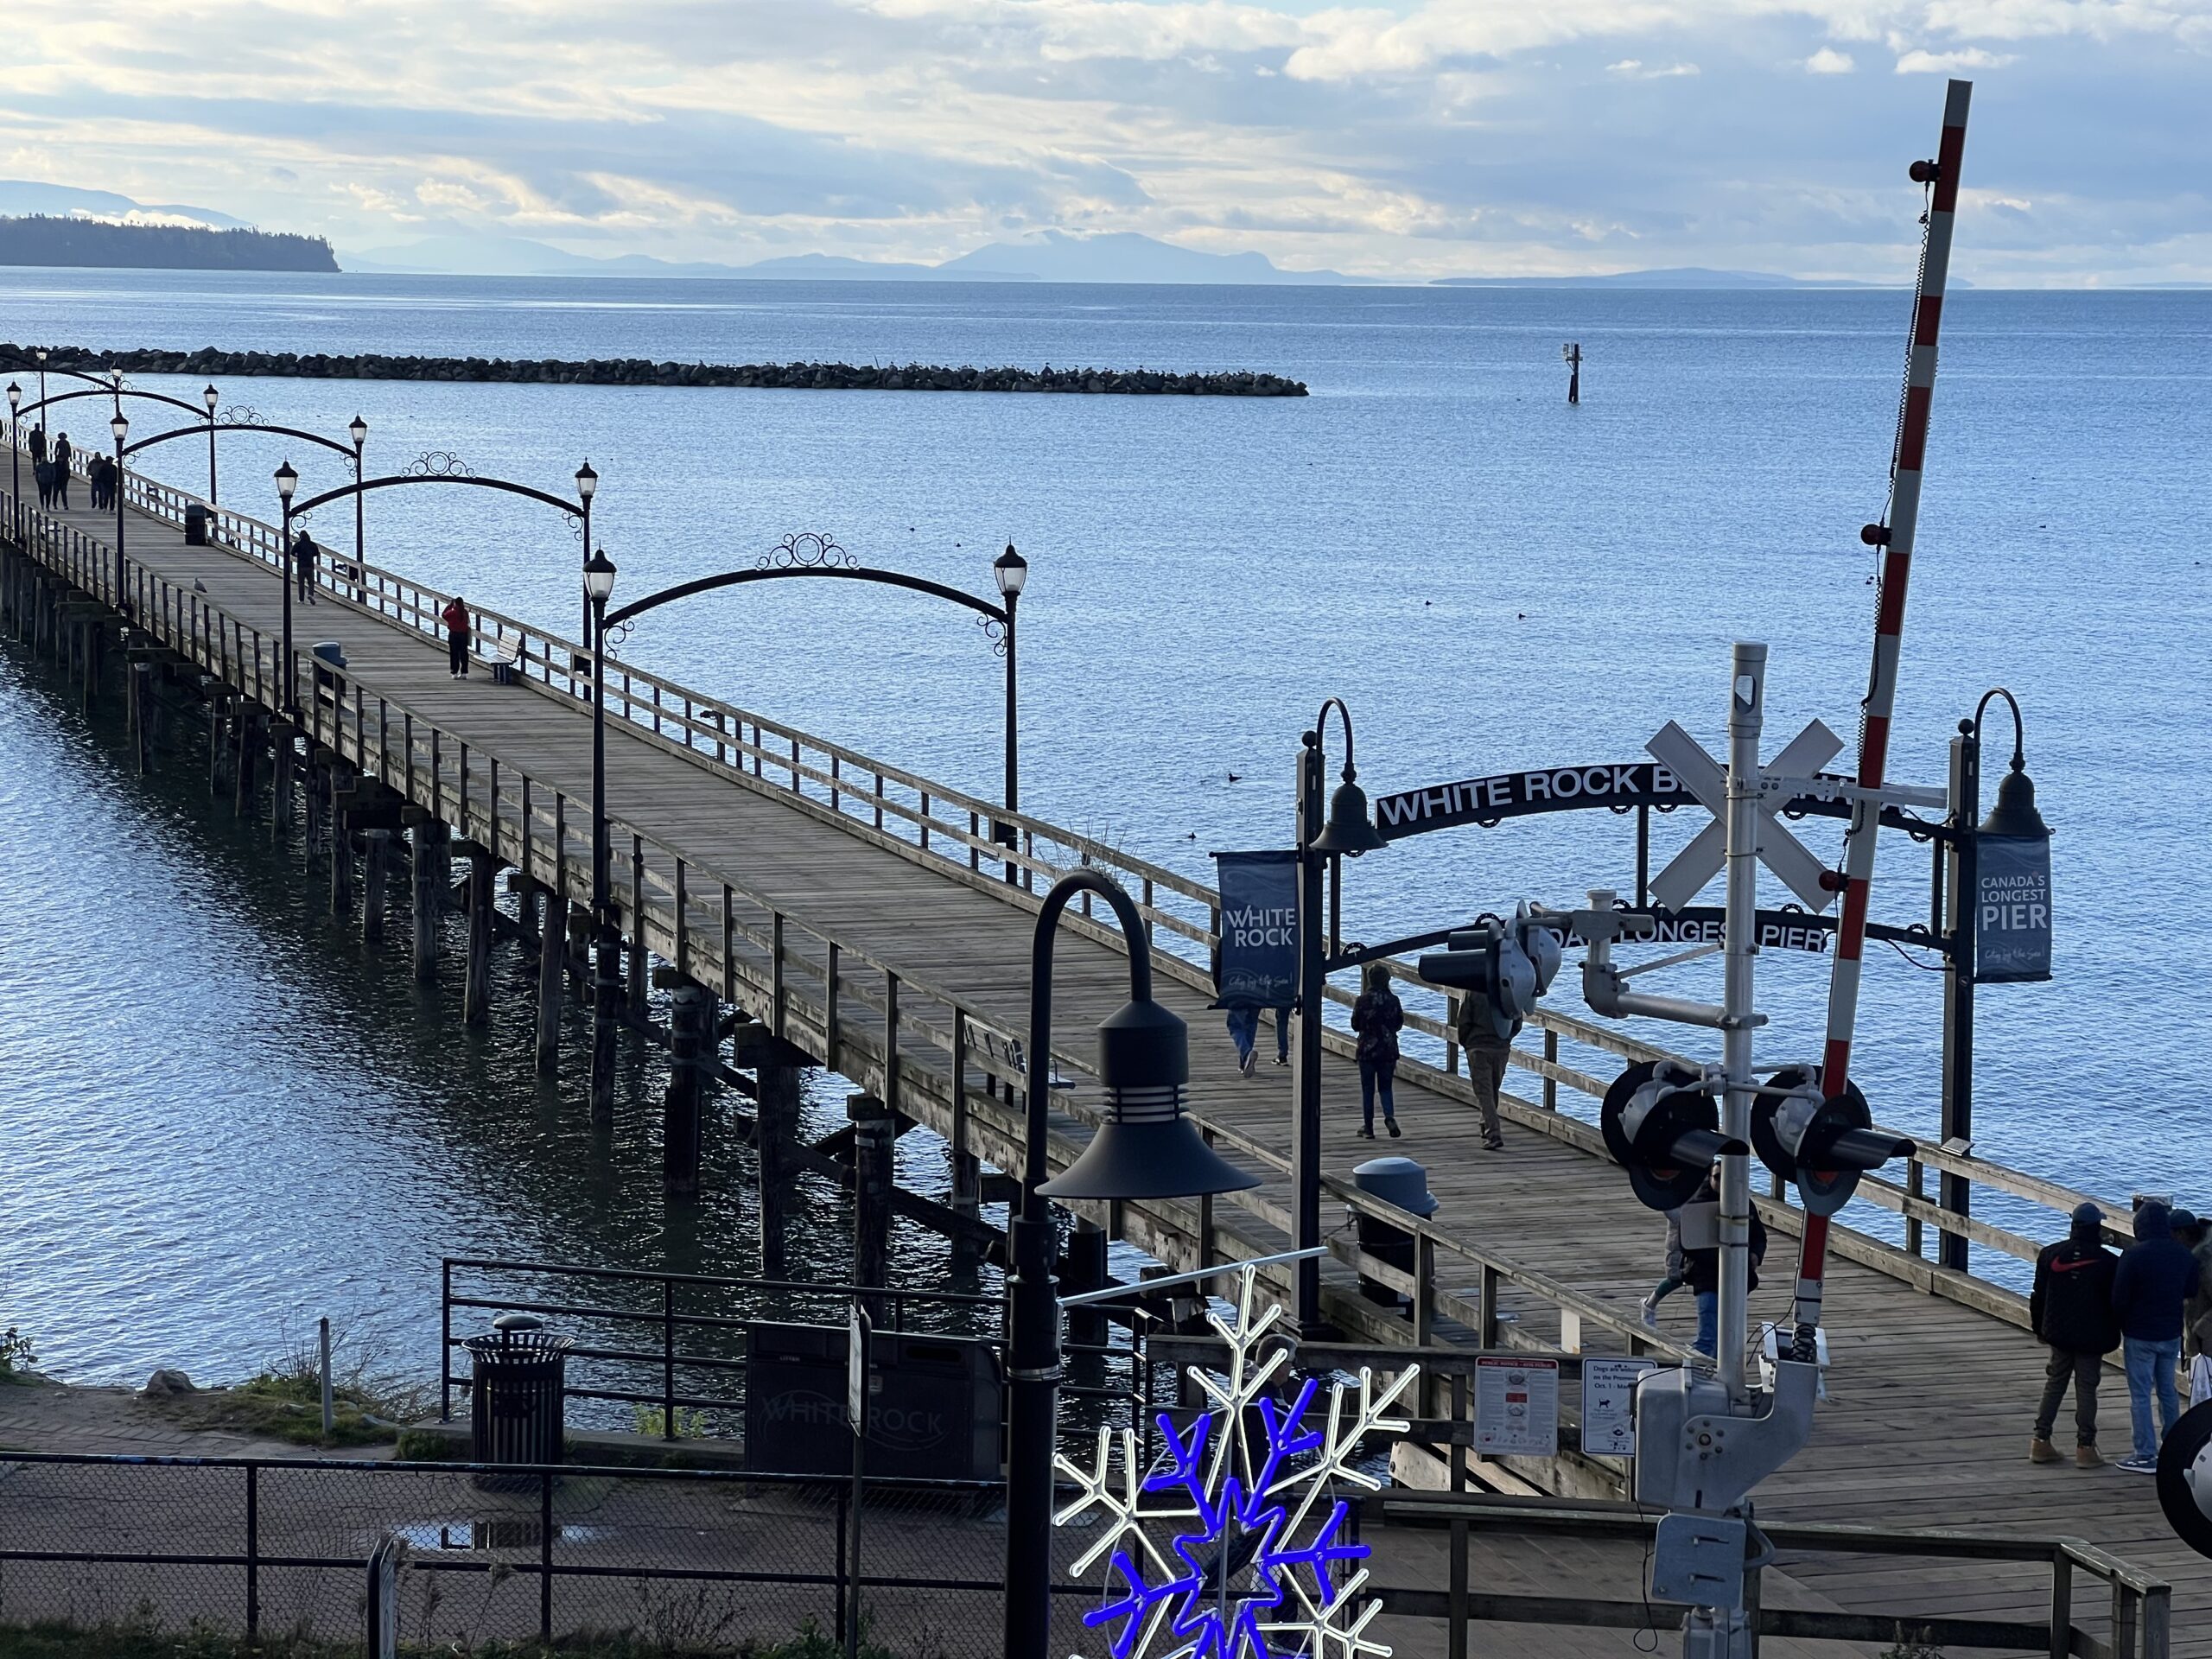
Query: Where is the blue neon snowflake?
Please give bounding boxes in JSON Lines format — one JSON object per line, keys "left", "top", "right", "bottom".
{"left": 1056, "top": 1266, "right": 1414, "bottom": 1658}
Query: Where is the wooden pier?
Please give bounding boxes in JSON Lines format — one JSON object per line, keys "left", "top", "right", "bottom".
{"left": 0, "top": 445, "right": 2200, "bottom": 1656}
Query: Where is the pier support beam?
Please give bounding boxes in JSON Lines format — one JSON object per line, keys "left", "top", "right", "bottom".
{"left": 128, "top": 661, "right": 152, "bottom": 775}
{"left": 662, "top": 974, "right": 715, "bottom": 1196}
{"left": 535, "top": 899, "right": 570, "bottom": 1076}
{"left": 464, "top": 846, "right": 495, "bottom": 1025}
{"left": 753, "top": 1053, "right": 804, "bottom": 1280}
{"left": 270, "top": 725, "right": 294, "bottom": 843}
{"left": 1065, "top": 1217, "right": 1109, "bottom": 1349}
{"left": 591, "top": 918, "right": 621, "bottom": 1125}
{"left": 302, "top": 757, "right": 324, "bottom": 872}
{"left": 849, "top": 1091, "right": 895, "bottom": 1320}
{"left": 412, "top": 819, "right": 449, "bottom": 983}
{"left": 232, "top": 709, "right": 257, "bottom": 819}
{"left": 360, "top": 829, "right": 393, "bottom": 944}
{"left": 327, "top": 775, "right": 354, "bottom": 917}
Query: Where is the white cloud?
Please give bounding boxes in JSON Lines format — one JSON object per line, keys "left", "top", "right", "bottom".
{"left": 1608, "top": 58, "right": 1703, "bottom": 77}
{"left": 1895, "top": 45, "right": 2020, "bottom": 70}
{"left": 1806, "top": 47, "right": 1858, "bottom": 71}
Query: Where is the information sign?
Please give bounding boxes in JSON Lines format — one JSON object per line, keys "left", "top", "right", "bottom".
{"left": 1581, "top": 1357, "right": 1657, "bottom": 1459}
{"left": 1474, "top": 1356, "right": 1560, "bottom": 1458}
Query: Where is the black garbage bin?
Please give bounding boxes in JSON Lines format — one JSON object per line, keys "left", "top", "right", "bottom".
{"left": 1352, "top": 1156, "right": 1438, "bottom": 1308}
{"left": 183, "top": 503, "right": 208, "bottom": 546}
{"left": 465, "top": 1313, "right": 569, "bottom": 1467}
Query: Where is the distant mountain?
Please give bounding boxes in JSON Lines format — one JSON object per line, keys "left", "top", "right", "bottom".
{"left": 0, "top": 181, "right": 250, "bottom": 231}
{"left": 936, "top": 230, "right": 1367, "bottom": 285}
{"left": 1434, "top": 266, "right": 1876, "bottom": 289}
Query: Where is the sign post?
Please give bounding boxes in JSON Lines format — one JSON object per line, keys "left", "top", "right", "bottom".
{"left": 845, "top": 1297, "right": 870, "bottom": 1659}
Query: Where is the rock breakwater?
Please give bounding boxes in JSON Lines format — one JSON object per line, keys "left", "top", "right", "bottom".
{"left": 4, "top": 342, "right": 1307, "bottom": 397}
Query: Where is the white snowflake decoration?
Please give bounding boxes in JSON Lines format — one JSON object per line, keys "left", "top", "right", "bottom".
{"left": 1055, "top": 1264, "right": 1418, "bottom": 1658}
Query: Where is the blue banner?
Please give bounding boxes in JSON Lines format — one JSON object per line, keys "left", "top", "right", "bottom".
{"left": 1975, "top": 834, "right": 2054, "bottom": 984}
{"left": 1211, "top": 850, "right": 1300, "bottom": 1010}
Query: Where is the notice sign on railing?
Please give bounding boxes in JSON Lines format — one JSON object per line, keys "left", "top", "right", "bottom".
{"left": 1474, "top": 1356, "right": 1559, "bottom": 1458}
{"left": 1975, "top": 835, "right": 2053, "bottom": 984}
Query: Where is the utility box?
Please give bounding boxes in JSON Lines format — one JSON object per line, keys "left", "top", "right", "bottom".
{"left": 1352, "top": 1156, "right": 1438, "bottom": 1308}
{"left": 745, "top": 1320, "right": 1001, "bottom": 1481}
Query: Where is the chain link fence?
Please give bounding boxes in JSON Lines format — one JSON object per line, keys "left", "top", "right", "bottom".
{"left": 0, "top": 1453, "right": 1112, "bottom": 1656}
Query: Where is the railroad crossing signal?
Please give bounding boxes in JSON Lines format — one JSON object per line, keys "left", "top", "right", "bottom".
{"left": 1750, "top": 1065, "right": 1914, "bottom": 1217}
{"left": 1416, "top": 903, "right": 1563, "bottom": 1040}
{"left": 1645, "top": 717, "right": 1845, "bottom": 912}
{"left": 1600, "top": 1059, "right": 1747, "bottom": 1212}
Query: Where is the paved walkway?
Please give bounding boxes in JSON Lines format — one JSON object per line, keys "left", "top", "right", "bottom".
{"left": 4, "top": 454, "right": 2203, "bottom": 1653}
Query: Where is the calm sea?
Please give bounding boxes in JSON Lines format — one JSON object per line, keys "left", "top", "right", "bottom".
{"left": 2, "top": 270, "right": 2206, "bottom": 1384}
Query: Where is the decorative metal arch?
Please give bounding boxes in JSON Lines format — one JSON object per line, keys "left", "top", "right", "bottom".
{"left": 602, "top": 556, "right": 1010, "bottom": 634}
{"left": 124, "top": 420, "right": 356, "bottom": 462}
{"left": 290, "top": 470, "right": 582, "bottom": 521}
{"left": 14, "top": 385, "right": 210, "bottom": 425}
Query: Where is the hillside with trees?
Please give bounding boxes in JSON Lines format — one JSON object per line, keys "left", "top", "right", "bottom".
{"left": 0, "top": 215, "right": 338, "bottom": 272}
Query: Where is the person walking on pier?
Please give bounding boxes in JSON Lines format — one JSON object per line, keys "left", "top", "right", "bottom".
{"left": 2110, "top": 1198, "right": 2201, "bottom": 1472}
{"left": 1641, "top": 1205, "right": 1690, "bottom": 1329}
{"left": 1351, "top": 963, "right": 1404, "bottom": 1140}
{"left": 33, "top": 456, "right": 52, "bottom": 510}
{"left": 442, "top": 594, "right": 473, "bottom": 677}
{"left": 1681, "top": 1163, "right": 1765, "bottom": 1360}
{"left": 289, "top": 531, "right": 318, "bottom": 605}
{"left": 2028, "top": 1202, "right": 2119, "bottom": 1467}
{"left": 27, "top": 423, "right": 45, "bottom": 468}
{"left": 1452, "top": 988, "right": 1512, "bottom": 1152}
{"left": 49, "top": 432, "right": 70, "bottom": 507}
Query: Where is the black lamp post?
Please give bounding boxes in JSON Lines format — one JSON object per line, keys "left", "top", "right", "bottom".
{"left": 994, "top": 543, "right": 1027, "bottom": 821}
{"left": 203, "top": 385, "right": 219, "bottom": 505}
{"left": 349, "top": 416, "right": 368, "bottom": 572}
{"left": 575, "top": 461, "right": 598, "bottom": 652}
{"left": 1002, "top": 868, "right": 1259, "bottom": 1659}
{"left": 1287, "top": 698, "right": 1387, "bottom": 1331}
{"left": 35, "top": 349, "right": 46, "bottom": 423}
{"left": 275, "top": 461, "right": 299, "bottom": 712}
{"left": 584, "top": 546, "right": 620, "bottom": 1118}
{"left": 110, "top": 410, "right": 129, "bottom": 613}
{"left": 7, "top": 381, "right": 19, "bottom": 542}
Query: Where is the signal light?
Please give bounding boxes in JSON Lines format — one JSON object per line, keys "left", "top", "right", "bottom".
{"left": 1750, "top": 1065, "right": 1914, "bottom": 1217}
{"left": 1416, "top": 904, "right": 1562, "bottom": 1040}
{"left": 1601, "top": 1060, "right": 1747, "bottom": 1212}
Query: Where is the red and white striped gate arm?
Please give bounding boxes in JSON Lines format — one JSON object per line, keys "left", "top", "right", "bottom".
{"left": 1792, "top": 79, "right": 1973, "bottom": 1359}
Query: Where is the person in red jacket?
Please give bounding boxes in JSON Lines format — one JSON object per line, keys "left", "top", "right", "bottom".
{"left": 441, "top": 594, "right": 472, "bottom": 678}
{"left": 2028, "top": 1202, "right": 2120, "bottom": 1467}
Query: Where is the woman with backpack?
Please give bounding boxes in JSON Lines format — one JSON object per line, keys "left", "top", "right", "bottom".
{"left": 1350, "top": 963, "right": 1404, "bottom": 1140}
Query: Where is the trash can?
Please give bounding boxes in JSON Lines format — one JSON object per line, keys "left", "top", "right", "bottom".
{"left": 183, "top": 503, "right": 208, "bottom": 546}
{"left": 1352, "top": 1157, "right": 1438, "bottom": 1308}
{"left": 465, "top": 1313, "right": 569, "bottom": 1468}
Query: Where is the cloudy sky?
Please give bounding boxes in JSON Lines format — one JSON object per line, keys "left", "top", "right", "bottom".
{"left": 4, "top": 0, "right": 2209, "bottom": 283}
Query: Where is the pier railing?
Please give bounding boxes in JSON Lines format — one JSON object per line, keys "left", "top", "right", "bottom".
{"left": 4, "top": 459, "right": 2127, "bottom": 1364}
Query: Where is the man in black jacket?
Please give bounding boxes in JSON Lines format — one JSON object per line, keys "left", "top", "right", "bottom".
{"left": 2029, "top": 1202, "right": 2120, "bottom": 1467}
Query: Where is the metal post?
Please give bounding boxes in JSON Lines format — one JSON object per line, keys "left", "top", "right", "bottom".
{"left": 245, "top": 1463, "right": 259, "bottom": 1640}
{"left": 318, "top": 1316, "right": 334, "bottom": 1435}
{"left": 353, "top": 442, "right": 365, "bottom": 578}
{"left": 113, "top": 426, "right": 127, "bottom": 617}
{"left": 207, "top": 408, "right": 218, "bottom": 506}
{"left": 539, "top": 1469, "right": 554, "bottom": 1643}
{"left": 590, "top": 593, "right": 618, "bottom": 1122}
{"left": 279, "top": 499, "right": 295, "bottom": 714}
{"left": 1939, "top": 720, "right": 1978, "bottom": 1272}
{"left": 1003, "top": 586, "right": 1019, "bottom": 816}
{"left": 1290, "top": 730, "right": 1326, "bottom": 1330}
{"left": 1717, "top": 641, "right": 1767, "bottom": 1404}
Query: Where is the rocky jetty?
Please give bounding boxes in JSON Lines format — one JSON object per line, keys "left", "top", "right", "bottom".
{"left": 3, "top": 342, "right": 1306, "bottom": 397}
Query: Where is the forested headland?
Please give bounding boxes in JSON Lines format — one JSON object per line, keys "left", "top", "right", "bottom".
{"left": 0, "top": 216, "right": 340, "bottom": 273}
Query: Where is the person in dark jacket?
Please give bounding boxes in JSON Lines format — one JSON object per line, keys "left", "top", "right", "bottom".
{"left": 1681, "top": 1166, "right": 1766, "bottom": 1360}
{"left": 442, "top": 594, "right": 472, "bottom": 677}
{"left": 2028, "top": 1202, "right": 2119, "bottom": 1466}
{"left": 33, "top": 456, "right": 51, "bottom": 509}
{"left": 1350, "top": 963, "right": 1404, "bottom": 1140}
{"left": 289, "top": 531, "right": 318, "bottom": 604}
{"left": 49, "top": 432, "right": 70, "bottom": 506}
{"left": 27, "top": 424, "right": 45, "bottom": 466}
{"left": 2111, "top": 1198, "right": 2202, "bottom": 1471}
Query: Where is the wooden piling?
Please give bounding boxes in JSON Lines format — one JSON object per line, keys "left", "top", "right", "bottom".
{"left": 360, "top": 829, "right": 392, "bottom": 943}
{"left": 663, "top": 976, "right": 714, "bottom": 1195}
{"left": 232, "top": 709, "right": 257, "bottom": 819}
{"left": 411, "top": 819, "right": 448, "bottom": 983}
{"left": 535, "top": 898, "right": 569, "bottom": 1076}
{"left": 848, "top": 1091, "right": 894, "bottom": 1319}
{"left": 128, "top": 660, "right": 151, "bottom": 774}
{"left": 755, "top": 1058, "right": 802, "bottom": 1280}
{"left": 269, "top": 724, "right": 294, "bottom": 842}
{"left": 1065, "top": 1218, "right": 1109, "bottom": 1349}
{"left": 328, "top": 773, "right": 353, "bottom": 915}
{"left": 464, "top": 847, "right": 494, "bottom": 1025}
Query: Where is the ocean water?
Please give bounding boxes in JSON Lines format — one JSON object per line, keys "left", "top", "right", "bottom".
{"left": 1, "top": 270, "right": 2207, "bottom": 1384}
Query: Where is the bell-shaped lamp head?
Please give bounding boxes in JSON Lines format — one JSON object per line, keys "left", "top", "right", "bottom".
{"left": 7, "top": 383, "right": 19, "bottom": 412}
{"left": 994, "top": 543, "right": 1028, "bottom": 600}
{"left": 349, "top": 415, "right": 368, "bottom": 449}
{"left": 203, "top": 385, "right": 219, "bottom": 414}
{"left": 1980, "top": 762, "right": 2049, "bottom": 842}
{"left": 583, "top": 548, "right": 617, "bottom": 607}
{"left": 1039, "top": 996, "right": 1258, "bottom": 1200}
{"left": 1309, "top": 773, "right": 1387, "bottom": 857}
{"left": 274, "top": 461, "right": 297, "bottom": 503}
{"left": 575, "top": 460, "right": 598, "bottom": 502}
{"left": 111, "top": 410, "right": 129, "bottom": 444}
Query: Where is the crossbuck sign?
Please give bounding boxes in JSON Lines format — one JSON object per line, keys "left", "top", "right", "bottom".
{"left": 1645, "top": 718, "right": 1845, "bottom": 913}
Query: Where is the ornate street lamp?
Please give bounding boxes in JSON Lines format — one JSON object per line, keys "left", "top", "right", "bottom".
{"left": 348, "top": 415, "right": 369, "bottom": 574}
{"left": 275, "top": 461, "right": 300, "bottom": 711}
{"left": 584, "top": 546, "right": 620, "bottom": 1117}
{"left": 1002, "top": 869, "right": 1257, "bottom": 1658}
{"left": 7, "top": 381, "right": 19, "bottom": 541}
{"left": 110, "top": 410, "right": 130, "bottom": 613}
{"left": 992, "top": 542, "right": 1028, "bottom": 868}
{"left": 202, "top": 384, "right": 220, "bottom": 505}
{"left": 575, "top": 461, "right": 599, "bottom": 649}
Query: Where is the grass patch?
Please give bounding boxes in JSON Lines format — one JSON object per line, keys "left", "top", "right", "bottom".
{"left": 0, "top": 1621, "right": 905, "bottom": 1658}
{"left": 148, "top": 1322, "right": 433, "bottom": 1451}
